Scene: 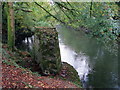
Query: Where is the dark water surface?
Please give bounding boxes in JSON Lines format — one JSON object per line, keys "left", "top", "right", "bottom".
{"left": 17, "top": 25, "right": 119, "bottom": 88}
{"left": 56, "top": 25, "right": 119, "bottom": 88}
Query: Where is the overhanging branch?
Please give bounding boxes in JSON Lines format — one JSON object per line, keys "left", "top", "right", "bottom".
{"left": 35, "top": 2, "right": 65, "bottom": 24}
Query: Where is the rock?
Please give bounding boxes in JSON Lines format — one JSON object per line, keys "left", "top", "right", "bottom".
{"left": 33, "top": 28, "right": 62, "bottom": 75}
{"left": 59, "top": 62, "right": 82, "bottom": 87}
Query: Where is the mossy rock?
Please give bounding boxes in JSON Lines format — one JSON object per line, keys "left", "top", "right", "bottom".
{"left": 33, "top": 28, "right": 62, "bottom": 75}
{"left": 59, "top": 62, "right": 82, "bottom": 88}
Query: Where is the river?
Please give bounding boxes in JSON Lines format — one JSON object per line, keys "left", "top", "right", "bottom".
{"left": 17, "top": 25, "right": 119, "bottom": 88}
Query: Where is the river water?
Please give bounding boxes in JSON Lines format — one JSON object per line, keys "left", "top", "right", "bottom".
{"left": 17, "top": 25, "right": 119, "bottom": 88}
{"left": 56, "top": 25, "right": 119, "bottom": 88}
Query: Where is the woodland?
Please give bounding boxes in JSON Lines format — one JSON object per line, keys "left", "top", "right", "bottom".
{"left": 1, "top": 1, "right": 120, "bottom": 88}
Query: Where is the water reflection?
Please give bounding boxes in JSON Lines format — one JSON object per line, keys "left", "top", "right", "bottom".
{"left": 17, "top": 25, "right": 119, "bottom": 88}
{"left": 57, "top": 25, "right": 119, "bottom": 88}
{"left": 16, "top": 36, "right": 34, "bottom": 51}
{"left": 59, "top": 39, "right": 91, "bottom": 86}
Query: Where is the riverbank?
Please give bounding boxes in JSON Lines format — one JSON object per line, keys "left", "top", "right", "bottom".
{"left": 2, "top": 44, "right": 82, "bottom": 88}
{"left": 56, "top": 62, "right": 82, "bottom": 87}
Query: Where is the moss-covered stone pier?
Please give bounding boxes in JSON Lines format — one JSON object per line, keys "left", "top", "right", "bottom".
{"left": 33, "top": 28, "right": 61, "bottom": 75}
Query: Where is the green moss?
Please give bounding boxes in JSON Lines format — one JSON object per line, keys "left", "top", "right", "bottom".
{"left": 7, "top": 3, "right": 15, "bottom": 49}
{"left": 58, "top": 62, "right": 82, "bottom": 88}
{"left": 33, "top": 28, "right": 62, "bottom": 75}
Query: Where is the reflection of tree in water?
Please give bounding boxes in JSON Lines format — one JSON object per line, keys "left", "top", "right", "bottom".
{"left": 57, "top": 25, "right": 118, "bottom": 88}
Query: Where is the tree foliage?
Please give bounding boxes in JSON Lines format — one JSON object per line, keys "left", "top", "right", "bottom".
{"left": 52, "top": 2, "right": 119, "bottom": 54}
{"left": 2, "top": 2, "right": 119, "bottom": 53}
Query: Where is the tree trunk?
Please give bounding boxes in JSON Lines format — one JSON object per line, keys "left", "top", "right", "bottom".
{"left": 7, "top": 2, "right": 15, "bottom": 49}
{"left": 0, "top": 6, "right": 1, "bottom": 43}
{"left": 90, "top": 1, "right": 93, "bottom": 18}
